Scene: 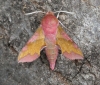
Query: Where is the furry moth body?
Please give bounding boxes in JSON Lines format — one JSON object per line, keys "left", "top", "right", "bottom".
{"left": 18, "top": 12, "right": 83, "bottom": 70}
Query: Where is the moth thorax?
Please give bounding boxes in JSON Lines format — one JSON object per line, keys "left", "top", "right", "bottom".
{"left": 41, "top": 12, "right": 59, "bottom": 34}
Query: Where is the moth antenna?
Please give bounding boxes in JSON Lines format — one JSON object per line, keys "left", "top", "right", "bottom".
{"left": 25, "top": 11, "right": 46, "bottom": 15}
{"left": 56, "top": 7, "right": 63, "bottom": 18}
{"left": 54, "top": 11, "right": 75, "bottom": 15}
{"left": 56, "top": 12, "right": 60, "bottom": 19}
{"left": 55, "top": 11, "right": 77, "bottom": 19}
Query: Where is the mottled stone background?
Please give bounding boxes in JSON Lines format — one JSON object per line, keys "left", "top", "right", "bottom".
{"left": 0, "top": 0, "right": 100, "bottom": 85}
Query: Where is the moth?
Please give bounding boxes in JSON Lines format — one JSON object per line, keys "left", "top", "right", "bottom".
{"left": 18, "top": 12, "right": 83, "bottom": 70}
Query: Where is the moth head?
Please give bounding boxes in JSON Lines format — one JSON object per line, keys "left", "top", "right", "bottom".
{"left": 41, "top": 12, "right": 59, "bottom": 35}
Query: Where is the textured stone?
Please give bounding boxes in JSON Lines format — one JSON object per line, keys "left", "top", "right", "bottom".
{"left": 0, "top": 0, "right": 100, "bottom": 85}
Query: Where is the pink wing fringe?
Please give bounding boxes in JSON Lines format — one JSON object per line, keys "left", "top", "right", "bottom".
{"left": 63, "top": 52, "right": 83, "bottom": 60}
{"left": 18, "top": 53, "right": 39, "bottom": 63}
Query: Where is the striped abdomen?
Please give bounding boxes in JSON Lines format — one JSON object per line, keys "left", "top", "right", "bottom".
{"left": 45, "top": 37, "right": 58, "bottom": 70}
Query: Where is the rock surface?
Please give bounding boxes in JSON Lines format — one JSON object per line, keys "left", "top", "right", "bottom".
{"left": 0, "top": 0, "right": 100, "bottom": 85}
